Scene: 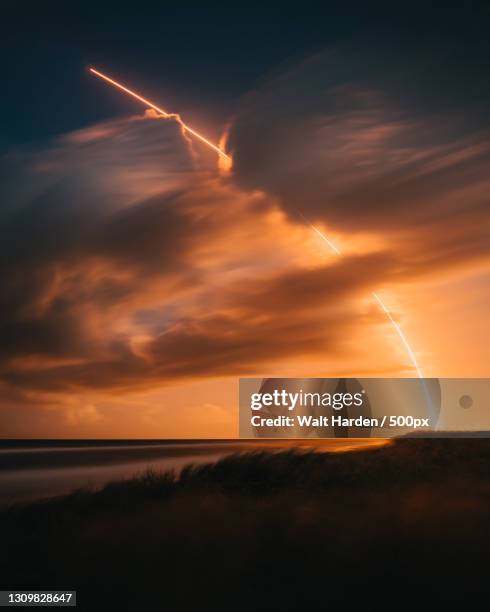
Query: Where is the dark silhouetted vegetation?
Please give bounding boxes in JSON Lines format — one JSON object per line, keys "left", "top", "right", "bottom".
{"left": 1, "top": 438, "right": 489, "bottom": 608}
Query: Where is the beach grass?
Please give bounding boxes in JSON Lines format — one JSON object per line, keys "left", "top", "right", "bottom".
{"left": 1, "top": 438, "right": 489, "bottom": 607}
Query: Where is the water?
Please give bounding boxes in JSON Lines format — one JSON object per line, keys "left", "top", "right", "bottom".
{"left": 0, "top": 439, "right": 386, "bottom": 507}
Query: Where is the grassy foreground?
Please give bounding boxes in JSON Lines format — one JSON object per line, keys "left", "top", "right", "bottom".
{"left": 2, "top": 438, "right": 489, "bottom": 608}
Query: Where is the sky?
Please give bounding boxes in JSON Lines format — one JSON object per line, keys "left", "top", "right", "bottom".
{"left": 1, "top": 3, "right": 490, "bottom": 438}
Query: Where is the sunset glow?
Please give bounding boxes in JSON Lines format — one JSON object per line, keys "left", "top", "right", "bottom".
{"left": 1, "top": 33, "right": 489, "bottom": 439}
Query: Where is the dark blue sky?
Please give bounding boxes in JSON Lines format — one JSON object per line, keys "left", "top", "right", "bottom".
{"left": 1, "top": 2, "right": 489, "bottom": 149}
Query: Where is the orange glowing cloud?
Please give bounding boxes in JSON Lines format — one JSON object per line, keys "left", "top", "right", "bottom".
{"left": 1, "top": 45, "right": 490, "bottom": 438}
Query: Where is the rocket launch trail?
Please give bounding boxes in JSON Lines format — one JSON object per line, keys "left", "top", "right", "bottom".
{"left": 89, "top": 68, "right": 231, "bottom": 162}
{"left": 88, "top": 67, "right": 422, "bottom": 378}
{"left": 309, "top": 223, "right": 424, "bottom": 378}
{"left": 372, "top": 292, "right": 424, "bottom": 379}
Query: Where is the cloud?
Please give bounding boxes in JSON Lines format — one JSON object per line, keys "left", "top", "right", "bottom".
{"left": 4, "top": 41, "right": 489, "bottom": 415}
{"left": 1, "top": 111, "right": 399, "bottom": 398}
{"left": 227, "top": 44, "right": 490, "bottom": 271}
{"left": 1, "top": 249, "right": 394, "bottom": 391}
{"left": 0, "top": 115, "right": 199, "bottom": 364}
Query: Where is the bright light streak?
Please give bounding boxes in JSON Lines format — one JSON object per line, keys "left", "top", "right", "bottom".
{"left": 306, "top": 221, "right": 341, "bottom": 255}
{"left": 372, "top": 292, "right": 424, "bottom": 378}
{"left": 297, "top": 211, "right": 341, "bottom": 254}
{"left": 309, "top": 222, "right": 424, "bottom": 378}
{"left": 88, "top": 66, "right": 422, "bottom": 377}
{"left": 89, "top": 67, "right": 231, "bottom": 162}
